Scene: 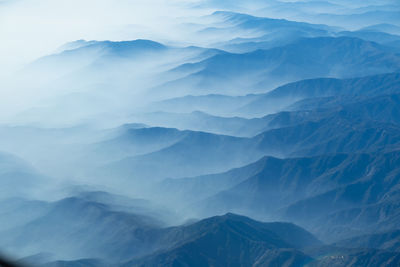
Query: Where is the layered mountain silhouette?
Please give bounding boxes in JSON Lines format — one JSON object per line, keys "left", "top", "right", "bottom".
{"left": 2, "top": 2, "right": 400, "bottom": 266}
{"left": 1, "top": 192, "right": 167, "bottom": 263}
{"left": 151, "top": 72, "right": 400, "bottom": 244}
{"left": 156, "top": 37, "right": 400, "bottom": 96}
{"left": 0, "top": 152, "right": 47, "bottom": 199}
{"left": 17, "top": 212, "right": 400, "bottom": 267}
{"left": 126, "top": 213, "right": 319, "bottom": 267}
{"left": 18, "top": 212, "right": 322, "bottom": 266}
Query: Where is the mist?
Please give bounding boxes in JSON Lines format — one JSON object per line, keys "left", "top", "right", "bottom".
{"left": 1, "top": 0, "right": 400, "bottom": 265}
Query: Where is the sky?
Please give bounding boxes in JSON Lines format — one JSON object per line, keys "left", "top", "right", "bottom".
{"left": 0, "top": 0, "right": 206, "bottom": 76}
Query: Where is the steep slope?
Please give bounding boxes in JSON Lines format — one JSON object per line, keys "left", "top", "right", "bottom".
{"left": 252, "top": 91, "right": 400, "bottom": 157}
{"left": 239, "top": 72, "right": 400, "bottom": 116}
{"left": 308, "top": 10, "right": 400, "bottom": 29}
{"left": 337, "top": 30, "right": 400, "bottom": 49}
{"left": 204, "top": 11, "right": 335, "bottom": 52}
{"left": 24, "top": 39, "right": 168, "bottom": 83}
{"left": 158, "top": 37, "right": 400, "bottom": 96}
{"left": 361, "top": 24, "right": 400, "bottom": 35}
{"left": 167, "top": 88, "right": 400, "bottom": 241}
{"left": 195, "top": 153, "right": 374, "bottom": 214}
{"left": 194, "top": 150, "right": 400, "bottom": 242}
{"left": 15, "top": 40, "right": 224, "bottom": 127}
{"left": 0, "top": 152, "right": 47, "bottom": 199}
{"left": 125, "top": 213, "right": 319, "bottom": 267}
{"left": 255, "top": 119, "right": 400, "bottom": 157}
{"left": 41, "top": 259, "right": 108, "bottom": 267}
{"left": 98, "top": 130, "right": 263, "bottom": 187}
{"left": 153, "top": 157, "right": 276, "bottom": 209}
{"left": 95, "top": 76, "right": 400, "bottom": 199}
{"left": 0, "top": 198, "right": 50, "bottom": 232}
{"left": 129, "top": 111, "right": 270, "bottom": 137}
{"left": 334, "top": 230, "right": 400, "bottom": 252}
{"left": 17, "top": 213, "right": 321, "bottom": 266}
{"left": 0, "top": 194, "right": 167, "bottom": 262}
{"left": 144, "top": 73, "right": 400, "bottom": 119}
{"left": 307, "top": 248, "right": 400, "bottom": 267}
{"left": 88, "top": 126, "right": 188, "bottom": 162}
{"left": 4, "top": 2, "right": 400, "bottom": 266}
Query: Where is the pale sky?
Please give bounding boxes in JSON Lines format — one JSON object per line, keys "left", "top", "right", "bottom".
{"left": 0, "top": 0, "right": 206, "bottom": 76}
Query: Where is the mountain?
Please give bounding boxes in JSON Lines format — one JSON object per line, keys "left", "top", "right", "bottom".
{"left": 25, "top": 39, "right": 167, "bottom": 83}
{"left": 209, "top": 11, "right": 334, "bottom": 32}
{"left": 311, "top": 10, "right": 400, "bottom": 29}
{"left": 10, "top": 205, "right": 400, "bottom": 267}
{"left": 124, "top": 213, "right": 319, "bottom": 267}
{"left": 337, "top": 30, "right": 400, "bottom": 49}
{"left": 4, "top": 1, "right": 400, "bottom": 265}
{"left": 246, "top": 84, "right": 400, "bottom": 157}
{"left": 198, "top": 0, "right": 265, "bottom": 10}
{"left": 0, "top": 193, "right": 167, "bottom": 262}
{"left": 257, "top": 0, "right": 345, "bottom": 18}
{"left": 15, "top": 40, "right": 224, "bottom": 127}
{"left": 146, "top": 73, "right": 400, "bottom": 119}
{"left": 96, "top": 129, "right": 264, "bottom": 190}
{"left": 93, "top": 73, "right": 400, "bottom": 195}
{"left": 191, "top": 150, "right": 400, "bottom": 242}
{"left": 292, "top": 93, "right": 400, "bottom": 125}
{"left": 307, "top": 247, "right": 400, "bottom": 267}
{"left": 0, "top": 152, "right": 47, "bottom": 199}
{"left": 254, "top": 118, "right": 400, "bottom": 158}
{"left": 157, "top": 37, "right": 400, "bottom": 97}
{"left": 361, "top": 24, "right": 400, "bottom": 35}
{"left": 207, "top": 11, "right": 335, "bottom": 45}
{"left": 0, "top": 124, "right": 118, "bottom": 181}
{"left": 157, "top": 77, "right": 400, "bottom": 242}
{"left": 74, "top": 191, "right": 177, "bottom": 224}
{"left": 35, "top": 39, "right": 167, "bottom": 65}
{"left": 129, "top": 111, "right": 270, "bottom": 137}
{"left": 206, "top": 10, "right": 339, "bottom": 53}
{"left": 0, "top": 198, "right": 50, "bottom": 232}
{"left": 193, "top": 153, "right": 374, "bottom": 216}
{"left": 29, "top": 39, "right": 221, "bottom": 82}
{"left": 41, "top": 259, "right": 108, "bottom": 267}
{"left": 125, "top": 213, "right": 400, "bottom": 267}
{"left": 88, "top": 126, "right": 188, "bottom": 163}
{"left": 334, "top": 230, "right": 400, "bottom": 252}
{"left": 153, "top": 157, "right": 274, "bottom": 209}
{"left": 144, "top": 94, "right": 259, "bottom": 116}
{"left": 239, "top": 72, "right": 400, "bottom": 116}
{"left": 15, "top": 212, "right": 322, "bottom": 266}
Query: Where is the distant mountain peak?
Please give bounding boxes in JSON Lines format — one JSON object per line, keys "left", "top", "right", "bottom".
{"left": 57, "top": 39, "right": 167, "bottom": 54}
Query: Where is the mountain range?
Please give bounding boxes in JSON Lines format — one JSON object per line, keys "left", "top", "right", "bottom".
{"left": 2, "top": 2, "right": 400, "bottom": 266}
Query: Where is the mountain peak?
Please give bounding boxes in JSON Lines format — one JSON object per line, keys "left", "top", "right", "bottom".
{"left": 57, "top": 39, "right": 167, "bottom": 54}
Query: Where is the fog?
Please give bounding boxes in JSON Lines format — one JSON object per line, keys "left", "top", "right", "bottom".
{"left": 0, "top": 0, "right": 399, "bottom": 265}
{"left": 0, "top": 0, "right": 208, "bottom": 74}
